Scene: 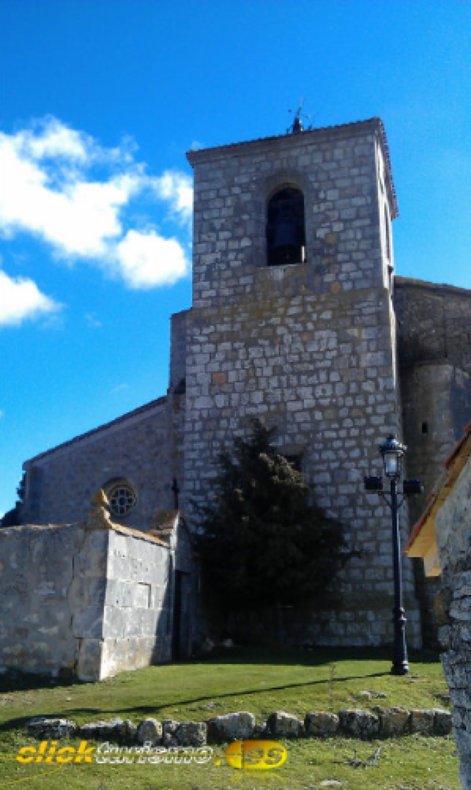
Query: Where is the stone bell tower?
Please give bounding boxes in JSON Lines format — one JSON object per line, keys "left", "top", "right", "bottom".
{"left": 183, "top": 118, "right": 422, "bottom": 647}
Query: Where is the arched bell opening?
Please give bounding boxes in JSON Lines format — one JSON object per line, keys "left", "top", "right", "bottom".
{"left": 266, "top": 187, "right": 306, "bottom": 266}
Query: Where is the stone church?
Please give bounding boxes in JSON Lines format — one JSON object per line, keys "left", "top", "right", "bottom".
{"left": 6, "top": 116, "right": 471, "bottom": 668}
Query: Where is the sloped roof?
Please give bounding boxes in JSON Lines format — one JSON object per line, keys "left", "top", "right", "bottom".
{"left": 395, "top": 276, "right": 471, "bottom": 299}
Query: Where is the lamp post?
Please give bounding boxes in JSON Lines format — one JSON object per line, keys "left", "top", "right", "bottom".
{"left": 364, "top": 435, "right": 423, "bottom": 676}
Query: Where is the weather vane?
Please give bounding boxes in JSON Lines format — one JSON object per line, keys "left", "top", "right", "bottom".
{"left": 287, "top": 98, "right": 312, "bottom": 134}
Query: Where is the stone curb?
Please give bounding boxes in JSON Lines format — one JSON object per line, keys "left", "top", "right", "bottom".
{"left": 26, "top": 707, "right": 452, "bottom": 745}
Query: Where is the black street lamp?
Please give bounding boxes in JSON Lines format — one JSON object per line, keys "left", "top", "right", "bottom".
{"left": 364, "top": 435, "right": 423, "bottom": 676}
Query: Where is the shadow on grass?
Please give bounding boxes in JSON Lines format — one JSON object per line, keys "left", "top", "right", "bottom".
{"left": 0, "top": 645, "right": 440, "bottom": 736}
{"left": 203, "top": 645, "right": 390, "bottom": 665}
{"left": 0, "top": 669, "right": 390, "bottom": 735}
{"left": 0, "top": 673, "right": 76, "bottom": 694}
{"left": 0, "top": 646, "right": 440, "bottom": 695}
{"left": 194, "top": 645, "right": 440, "bottom": 667}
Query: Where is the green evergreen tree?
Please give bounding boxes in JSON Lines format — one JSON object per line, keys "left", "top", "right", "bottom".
{"left": 0, "top": 473, "right": 25, "bottom": 528}
{"left": 196, "top": 419, "right": 349, "bottom": 610}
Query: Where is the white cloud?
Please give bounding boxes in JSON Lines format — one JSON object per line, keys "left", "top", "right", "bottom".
{"left": 0, "top": 127, "right": 141, "bottom": 257}
{"left": 152, "top": 171, "right": 193, "bottom": 224}
{"left": 15, "top": 117, "right": 90, "bottom": 162}
{"left": 0, "top": 270, "right": 61, "bottom": 327}
{"left": 0, "top": 117, "right": 193, "bottom": 292}
{"left": 115, "top": 229, "right": 188, "bottom": 289}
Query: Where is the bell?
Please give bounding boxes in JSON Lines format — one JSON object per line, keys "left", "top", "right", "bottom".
{"left": 272, "top": 218, "right": 302, "bottom": 250}
{"left": 266, "top": 188, "right": 306, "bottom": 265}
{"left": 269, "top": 208, "right": 304, "bottom": 265}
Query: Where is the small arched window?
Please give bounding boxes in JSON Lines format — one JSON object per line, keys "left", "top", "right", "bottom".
{"left": 266, "top": 187, "right": 306, "bottom": 266}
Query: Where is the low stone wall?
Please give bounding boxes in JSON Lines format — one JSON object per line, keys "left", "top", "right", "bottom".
{"left": 27, "top": 707, "right": 452, "bottom": 745}
{"left": 0, "top": 524, "right": 104, "bottom": 677}
{"left": 91, "top": 527, "right": 173, "bottom": 680}
{"left": 0, "top": 521, "right": 174, "bottom": 681}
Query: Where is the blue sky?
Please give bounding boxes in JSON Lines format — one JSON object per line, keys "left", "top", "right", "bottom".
{"left": 1, "top": 0, "right": 470, "bottom": 515}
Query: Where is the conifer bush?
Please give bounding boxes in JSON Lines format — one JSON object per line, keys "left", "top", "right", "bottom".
{"left": 196, "top": 419, "right": 349, "bottom": 610}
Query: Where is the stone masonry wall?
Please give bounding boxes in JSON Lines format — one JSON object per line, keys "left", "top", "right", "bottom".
{"left": 395, "top": 277, "right": 471, "bottom": 375}
{"left": 184, "top": 285, "right": 420, "bottom": 647}
{"left": 395, "top": 276, "right": 471, "bottom": 498}
{"left": 0, "top": 524, "right": 90, "bottom": 676}
{"left": 188, "top": 122, "right": 395, "bottom": 311}
{"left": 401, "top": 363, "right": 471, "bottom": 646}
{"left": 396, "top": 278, "right": 471, "bottom": 647}
{"left": 402, "top": 364, "right": 471, "bottom": 496}
{"left": 401, "top": 361, "right": 471, "bottom": 530}
{"left": 20, "top": 398, "right": 174, "bottom": 532}
{"left": 435, "top": 458, "right": 471, "bottom": 790}
{"left": 168, "top": 310, "right": 189, "bottom": 503}
{"left": 0, "top": 523, "right": 174, "bottom": 682}
{"left": 170, "top": 309, "right": 189, "bottom": 390}
{"left": 395, "top": 277, "right": 471, "bottom": 495}
{"left": 184, "top": 123, "right": 421, "bottom": 648}
{"left": 94, "top": 528, "right": 173, "bottom": 680}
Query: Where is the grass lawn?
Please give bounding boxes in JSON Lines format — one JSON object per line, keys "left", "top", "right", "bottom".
{"left": 0, "top": 646, "right": 461, "bottom": 789}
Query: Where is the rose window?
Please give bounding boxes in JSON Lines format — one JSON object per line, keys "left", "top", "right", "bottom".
{"left": 107, "top": 482, "right": 137, "bottom": 516}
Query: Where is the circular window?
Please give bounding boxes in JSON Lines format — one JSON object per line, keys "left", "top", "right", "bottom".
{"left": 106, "top": 481, "right": 137, "bottom": 517}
